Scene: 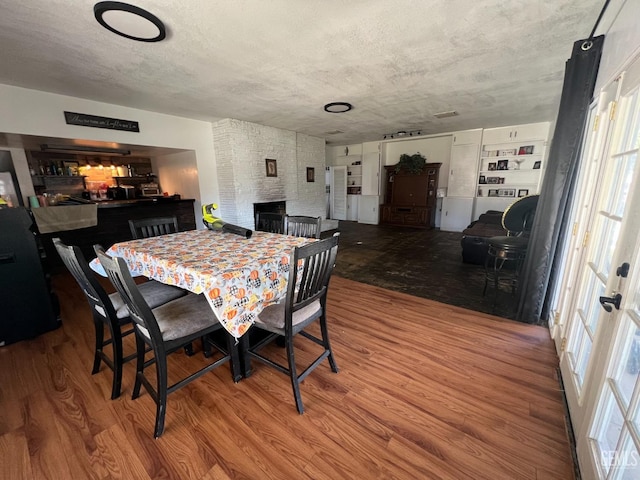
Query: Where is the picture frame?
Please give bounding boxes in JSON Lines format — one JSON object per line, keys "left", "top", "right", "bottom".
{"left": 498, "top": 188, "right": 516, "bottom": 197}
{"left": 518, "top": 189, "right": 529, "bottom": 197}
{"left": 306, "top": 167, "right": 315, "bottom": 182}
{"left": 497, "top": 159, "right": 509, "bottom": 170}
{"left": 487, "top": 176, "right": 500, "bottom": 184}
{"left": 62, "top": 160, "right": 80, "bottom": 176}
{"left": 487, "top": 162, "right": 497, "bottom": 171}
{"left": 488, "top": 189, "right": 499, "bottom": 197}
{"left": 478, "top": 175, "right": 486, "bottom": 184}
{"left": 533, "top": 161, "right": 541, "bottom": 169}
{"left": 518, "top": 145, "right": 534, "bottom": 155}
{"left": 265, "top": 158, "right": 277, "bottom": 177}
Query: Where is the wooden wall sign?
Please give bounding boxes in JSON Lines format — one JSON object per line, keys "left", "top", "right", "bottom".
{"left": 64, "top": 111, "right": 140, "bottom": 132}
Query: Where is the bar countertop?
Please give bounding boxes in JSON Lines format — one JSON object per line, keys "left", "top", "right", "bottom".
{"left": 91, "top": 196, "right": 195, "bottom": 209}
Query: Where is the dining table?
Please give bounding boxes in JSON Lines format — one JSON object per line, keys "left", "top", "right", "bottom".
{"left": 90, "top": 228, "right": 317, "bottom": 339}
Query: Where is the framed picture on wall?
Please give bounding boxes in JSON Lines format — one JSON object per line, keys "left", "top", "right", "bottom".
{"left": 306, "top": 167, "right": 315, "bottom": 182}
{"left": 498, "top": 188, "right": 516, "bottom": 197}
{"left": 488, "top": 189, "right": 499, "bottom": 197}
{"left": 518, "top": 189, "right": 529, "bottom": 197}
{"left": 497, "top": 159, "right": 509, "bottom": 170}
{"left": 533, "top": 161, "right": 541, "bottom": 169}
{"left": 265, "top": 158, "right": 277, "bottom": 177}
{"left": 487, "top": 162, "right": 497, "bottom": 171}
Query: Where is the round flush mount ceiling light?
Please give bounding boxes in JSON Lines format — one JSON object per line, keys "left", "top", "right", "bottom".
{"left": 94, "top": 2, "right": 166, "bottom": 42}
{"left": 323, "top": 102, "right": 353, "bottom": 113}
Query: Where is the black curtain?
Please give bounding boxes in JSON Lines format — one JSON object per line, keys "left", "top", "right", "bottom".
{"left": 516, "top": 35, "right": 604, "bottom": 325}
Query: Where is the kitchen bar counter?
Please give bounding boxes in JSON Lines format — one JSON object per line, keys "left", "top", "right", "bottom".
{"left": 92, "top": 196, "right": 191, "bottom": 208}
{"left": 39, "top": 197, "right": 197, "bottom": 269}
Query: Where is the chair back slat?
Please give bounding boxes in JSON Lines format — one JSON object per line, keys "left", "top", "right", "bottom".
{"left": 94, "top": 245, "right": 164, "bottom": 350}
{"left": 284, "top": 215, "right": 321, "bottom": 239}
{"left": 129, "top": 217, "right": 179, "bottom": 239}
{"left": 53, "top": 237, "right": 116, "bottom": 320}
{"left": 255, "top": 212, "right": 285, "bottom": 234}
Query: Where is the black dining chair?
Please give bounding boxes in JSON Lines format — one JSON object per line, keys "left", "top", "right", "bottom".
{"left": 283, "top": 215, "right": 322, "bottom": 239}
{"left": 129, "top": 216, "right": 179, "bottom": 239}
{"left": 95, "top": 245, "right": 240, "bottom": 438}
{"left": 129, "top": 215, "right": 201, "bottom": 355}
{"left": 52, "top": 238, "right": 187, "bottom": 400}
{"left": 255, "top": 212, "right": 285, "bottom": 234}
{"left": 243, "top": 233, "right": 340, "bottom": 414}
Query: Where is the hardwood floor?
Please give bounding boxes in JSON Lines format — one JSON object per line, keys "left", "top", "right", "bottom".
{"left": 0, "top": 272, "right": 574, "bottom": 479}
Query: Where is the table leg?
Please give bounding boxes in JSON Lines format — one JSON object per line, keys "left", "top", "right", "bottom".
{"left": 239, "top": 334, "right": 253, "bottom": 378}
{"left": 226, "top": 333, "right": 242, "bottom": 383}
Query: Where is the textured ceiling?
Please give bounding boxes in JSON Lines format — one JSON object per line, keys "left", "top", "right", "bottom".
{"left": 0, "top": 0, "right": 604, "bottom": 146}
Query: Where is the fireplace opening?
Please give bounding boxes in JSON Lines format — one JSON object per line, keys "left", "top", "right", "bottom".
{"left": 253, "top": 201, "right": 286, "bottom": 229}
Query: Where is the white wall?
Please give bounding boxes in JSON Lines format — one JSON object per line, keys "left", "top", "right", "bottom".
{"left": 383, "top": 135, "right": 453, "bottom": 189}
{"left": 152, "top": 151, "right": 202, "bottom": 222}
{"left": 594, "top": 0, "right": 640, "bottom": 92}
{"left": 0, "top": 84, "right": 219, "bottom": 219}
{"left": 3, "top": 148, "right": 35, "bottom": 205}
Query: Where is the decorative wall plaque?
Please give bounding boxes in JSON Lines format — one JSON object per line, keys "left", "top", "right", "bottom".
{"left": 64, "top": 111, "right": 140, "bottom": 132}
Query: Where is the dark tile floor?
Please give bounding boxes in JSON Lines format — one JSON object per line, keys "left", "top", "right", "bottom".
{"left": 327, "top": 221, "right": 518, "bottom": 320}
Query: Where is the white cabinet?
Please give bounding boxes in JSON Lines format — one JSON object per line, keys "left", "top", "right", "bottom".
{"left": 441, "top": 197, "right": 474, "bottom": 232}
{"left": 481, "top": 122, "right": 550, "bottom": 145}
{"left": 448, "top": 143, "right": 480, "bottom": 197}
{"left": 452, "top": 128, "right": 482, "bottom": 146}
{"left": 347, "top": 195, "right": 359, "bottom": 221}
{"left": 476, "top": 121, "right": 550, "bottom": 217}
{"left": 441, "top": 129, "right": 481, "bottom": 232}
{"left": 357, "top": 195, "right": 379, "bottom": 224}
{"left": 361, "top": 153, "right": 380, "bottom": 196}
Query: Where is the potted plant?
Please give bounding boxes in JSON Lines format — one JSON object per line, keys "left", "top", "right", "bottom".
{"left": 395, "top": 152, "right": 427, "bottom": 174}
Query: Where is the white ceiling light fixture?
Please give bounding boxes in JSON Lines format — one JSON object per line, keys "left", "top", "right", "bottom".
{"left": 433, "top": 110, "right": 459, "bottom": 119}
{"left": 94, "top": 2, "right": 166, "bottom": 42}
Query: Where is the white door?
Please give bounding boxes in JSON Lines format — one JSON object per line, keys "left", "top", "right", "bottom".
{"left": 555, "top": 56, "right": 640, "bottom": 479}
{"left": 330, "top": 166, "right": 347, "bottom": 220}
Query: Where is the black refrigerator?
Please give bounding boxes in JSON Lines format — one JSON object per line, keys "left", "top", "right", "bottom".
{"left": 0, "top": 207, "right": 59, "bottom": 346}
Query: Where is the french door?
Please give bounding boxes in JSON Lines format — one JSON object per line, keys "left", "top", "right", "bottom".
{"left": 553, "top": 54, "right": 640, "bottom": 479}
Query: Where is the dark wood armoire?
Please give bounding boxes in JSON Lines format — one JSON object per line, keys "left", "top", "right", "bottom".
{"left": 380, "top": 163, "right": 441, "bottom": 228}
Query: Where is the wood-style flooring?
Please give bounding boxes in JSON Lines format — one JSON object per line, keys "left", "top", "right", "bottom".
{"left": 0, "top": 272, "right": 573, "bottom": 479}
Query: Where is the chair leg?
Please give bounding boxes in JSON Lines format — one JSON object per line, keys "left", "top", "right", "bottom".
{"left": 320, "top": 316, "right": 339, "bottom": 373}
{"left": 239, "top": 334, "right": 253, "bottom": 378}
{"left": 110, "top": 326, "right": 125, "bottom": 400}
{"left": 132, "top": 333, "right": 145, "bottom": 400}
{"left": 92, "top": 319, "right": 105, "bottom": 374}
{"left": 202, "top": 336, "right": 212, "bottom": 358}
{"left": 154, "top": 352, "right": 169, "bottom": 438}
{"left": 285, "top": 335, "right": 304, "bottom": 414}
{"left": 184, "top": 342, "right": 195, "bottom": 356}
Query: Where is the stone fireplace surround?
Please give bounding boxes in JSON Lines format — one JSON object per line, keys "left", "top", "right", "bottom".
{"left": 212, "top": 119, "right": 327, "bottom": 230}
